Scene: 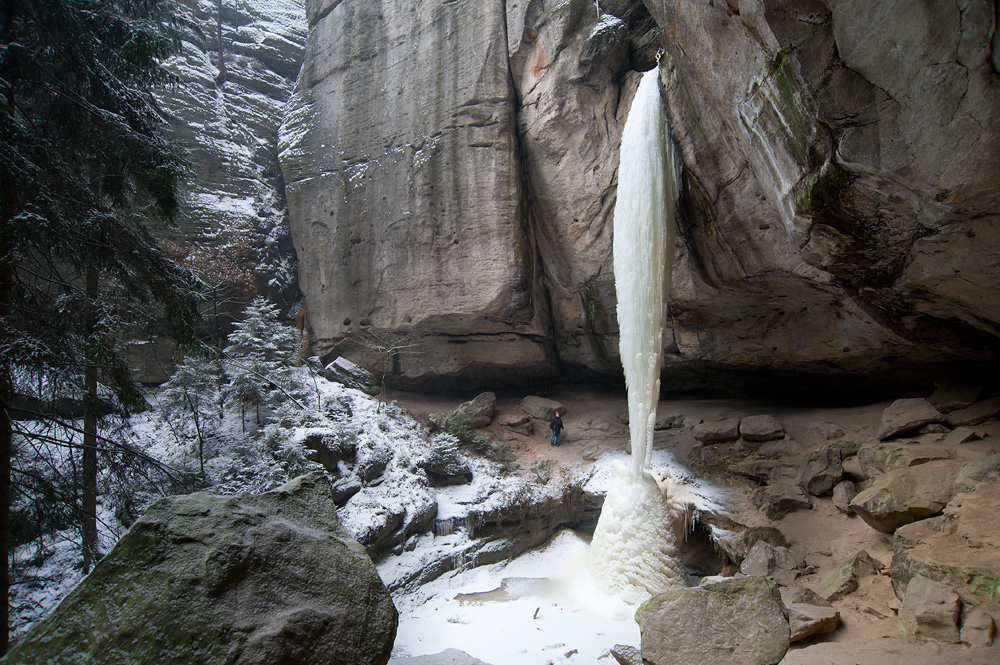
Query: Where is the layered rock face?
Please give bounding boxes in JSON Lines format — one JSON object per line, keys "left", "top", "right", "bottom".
{"left": 280, "top": 0, "right": 549, "bottom": 383}
{"left": 134, "top": 0, "right": 308, "bottom": 382}
{"left": 280, "top": 0, "right": 999, "bottom": 390}
{"left": 158, "top": 0, "right": 306, "bottom": 310}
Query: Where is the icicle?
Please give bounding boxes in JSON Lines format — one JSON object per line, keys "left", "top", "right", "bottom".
{"left": 587, "top": 68, "right": 683, "bottom": 602}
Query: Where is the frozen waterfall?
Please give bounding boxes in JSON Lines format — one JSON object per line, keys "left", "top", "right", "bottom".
{"left": 587, "top": 68, "right": 683, "bottom": 602}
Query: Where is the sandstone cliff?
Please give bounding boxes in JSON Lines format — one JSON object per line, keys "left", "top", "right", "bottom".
{"left": 279, "top": 0, "right": 1000, "bottom": 392}
{"left": 132, "top": 0, "right": 308, "bottom": 383}
{"left": 158, "top": 0, "right": 306, "bottom": 316}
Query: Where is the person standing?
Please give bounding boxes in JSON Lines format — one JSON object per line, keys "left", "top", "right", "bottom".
{"left": 550, "top": 412, "right": 564, "bottom": 447}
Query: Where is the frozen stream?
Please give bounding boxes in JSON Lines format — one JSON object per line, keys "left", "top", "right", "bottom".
{"left": 383, "top": 449, "right": 723, "bottom": 665}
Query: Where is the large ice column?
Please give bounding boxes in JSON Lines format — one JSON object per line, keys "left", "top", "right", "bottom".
{"left": 587, "top": 67, "right": 682, "bottom": 601}
{"left": 613, "top": 68, "right": 678, "bottom": 478}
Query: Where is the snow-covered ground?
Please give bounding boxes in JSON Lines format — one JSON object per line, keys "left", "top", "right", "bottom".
{"left": 10, "top": 368, "right": 726, "bottom": 663}
{"left": 382, "top": 447, "right": 725, "bottom": 665}
{"left": 390, "top": 529, "right": 640, "bottom": 665}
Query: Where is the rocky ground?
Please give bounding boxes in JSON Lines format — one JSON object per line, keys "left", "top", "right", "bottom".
{"left": 392, "top": 382, "right": 1000, "bottom": 665}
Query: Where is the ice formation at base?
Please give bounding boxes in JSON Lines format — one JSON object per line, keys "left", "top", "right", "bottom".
{"left": 587, "top": 462, "right": 685, "bottom": 602}
{"left": 588, "top": 66, "right": 683, "bottom": 602}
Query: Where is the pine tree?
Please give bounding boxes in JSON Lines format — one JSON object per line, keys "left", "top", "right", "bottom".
{"left": 222, "top": 297, "right": 303, "bottom": 427}
{"left": 0, "top": 0, "right": 201, "bottom": 651}
{"left": 159, "top": 355, "right": 222, "bottom": 479}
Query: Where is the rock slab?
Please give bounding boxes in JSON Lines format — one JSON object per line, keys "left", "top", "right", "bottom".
{"left": 898, "top": 575, "right": 962, "bottom": 643}
{"left": 693, "top": 418, "right": 741, "bottom": 443}
{"left": 740, "top": 415, "right": 785, "bottom": 442}
{"left": 637, "top": 576, "right": 789, "bottom": 665}
{"left": 5, "top": 473, "right": 398, "bottom": 665}
{"left": 849, "top": 461, "right": 960, "bottom": 533}
{"left": 891, "top": 480, "right": 1000, "bottom": 605}
{"left": 878, "top": 399, "right": 945, "bottom": 440}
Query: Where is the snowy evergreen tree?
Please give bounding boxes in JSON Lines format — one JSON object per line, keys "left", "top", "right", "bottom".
{"left": 0, "top": 0, "right": 200, "bottom": 650}
{"left": 158, "top": 356, "right": 223, "bottom": 478}
{"left": 222, "top": 297, "right": 305, "bottom": 427}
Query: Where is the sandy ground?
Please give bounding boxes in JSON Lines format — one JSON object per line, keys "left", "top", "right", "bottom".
{"left": 390, "top": 384, "right": 1000, "bottom": 665}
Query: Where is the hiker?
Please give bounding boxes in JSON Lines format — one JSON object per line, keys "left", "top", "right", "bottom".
{"left": 549, "top": 412, "right": 564, "bottom": 447}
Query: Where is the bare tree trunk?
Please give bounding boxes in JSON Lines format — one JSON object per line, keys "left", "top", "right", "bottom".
{"left": 1, "top": 2, "right": 19, "bottom": 649}
{"left": 0, "top": 218, "right": 14, "bottom": 658}
{"left": 81, "top": 269, "right": 99, "bottom": 574}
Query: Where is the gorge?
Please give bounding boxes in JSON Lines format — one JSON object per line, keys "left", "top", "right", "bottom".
{"left": 6, "top": 1, "right": 1000, "bottom": 665}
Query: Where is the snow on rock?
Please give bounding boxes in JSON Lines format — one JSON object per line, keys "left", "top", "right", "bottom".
{"left": 155, "top": 0, "right": 307, "bottom": 302}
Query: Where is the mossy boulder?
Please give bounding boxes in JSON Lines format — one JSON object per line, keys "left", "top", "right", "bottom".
{"left": 637, "top": 577, "right": 789, "bottom": 665}
{"left": 849, "top": 461, "right": 961, "bottom": 533}
{"left": 5, "top": 473, "right": 397, "bottom": 665}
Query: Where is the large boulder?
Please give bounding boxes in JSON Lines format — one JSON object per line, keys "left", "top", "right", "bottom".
{"left": 636, "top": 577, "right": 789, "bottom": 665}
{"left": 877, "top": 399, "right": 945, "bottom": 440}
{"left": 849, "top": 461, "right": 961, "bottom": 533}
{"left": 4, "top": 473, "right": 398, "bottom": 665}
{"left": 898, "top": 575, "right": 962, "bottom": 643}
{"left": 447, "top": 392, "right": 497, "bottom": 429}
{"left": 798, "top": 444, "right": 844, "bottom": 496}
{"left": 518, "top": 395, "right": 565, "bottom": 421}
{"left": 891, "top": 480, "right": 1000, "bottom": 605}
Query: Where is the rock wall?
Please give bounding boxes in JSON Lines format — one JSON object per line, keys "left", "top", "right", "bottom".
{"left": 133, "top": 0, "right": 308, "bottom": 383}
{"left": 280, "top": 0, "right": 1000, "bottom": 392}
{"left": 158, "top": 0, "right": 306, "bottom": 314}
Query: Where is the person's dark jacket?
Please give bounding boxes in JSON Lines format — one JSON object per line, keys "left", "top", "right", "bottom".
{"left": 550, "top": 415, "right": 563, "bottom": 433}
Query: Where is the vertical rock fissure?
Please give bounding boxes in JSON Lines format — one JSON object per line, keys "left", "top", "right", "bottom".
{"left": 501, "top": 0, "right": 564, "bottom": 375}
